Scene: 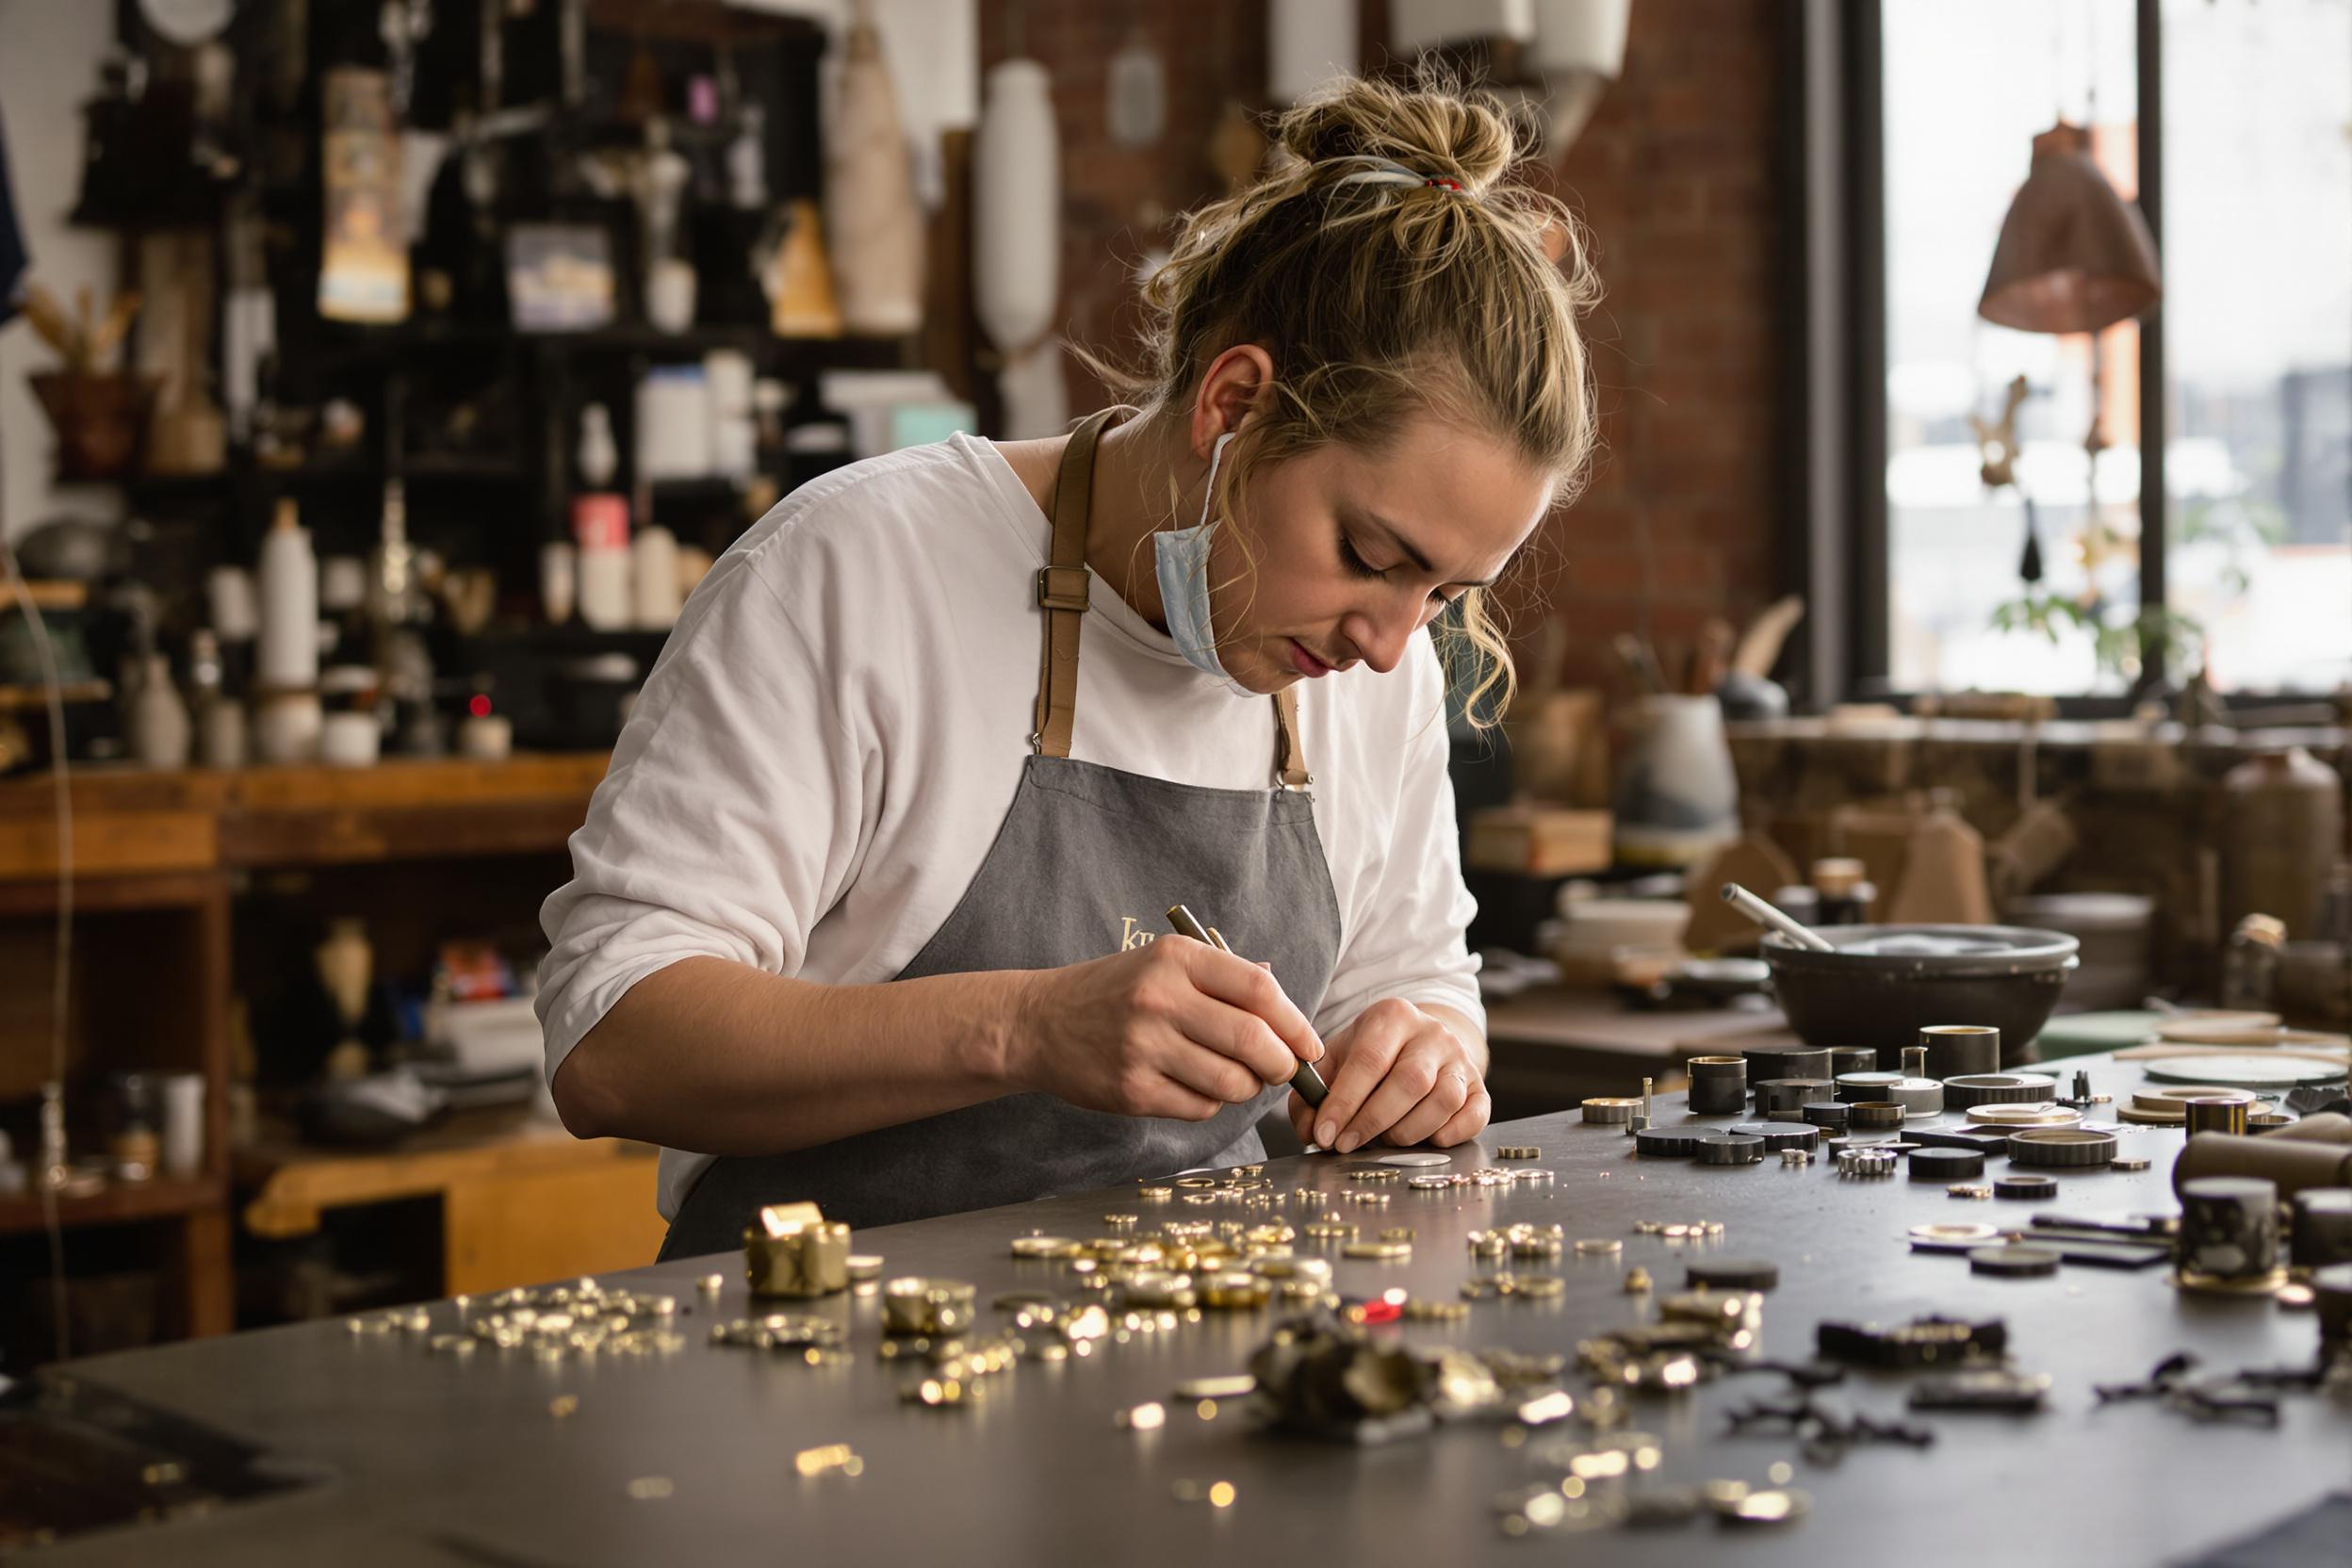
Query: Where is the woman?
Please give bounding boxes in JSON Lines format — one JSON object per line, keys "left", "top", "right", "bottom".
{"left": 537, "top": 75, "right": 1598, "bottom": 1257}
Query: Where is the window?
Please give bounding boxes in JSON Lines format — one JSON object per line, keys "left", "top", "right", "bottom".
{"left": 1870, "top": 0, "right": 2350, "bottom": 697}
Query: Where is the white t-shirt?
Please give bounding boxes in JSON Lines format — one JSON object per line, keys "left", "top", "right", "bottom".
{"left": 536, "top": 433, "right": 1484, "bottom": 1217}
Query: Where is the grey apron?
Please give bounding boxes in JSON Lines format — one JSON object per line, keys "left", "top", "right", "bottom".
{"left": 658, "top": 410, "right": 1343, "bottom": 1256}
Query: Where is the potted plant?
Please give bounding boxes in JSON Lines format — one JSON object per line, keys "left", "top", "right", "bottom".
{"left": 21, "top": 281, "right": 149, "bottom": 481}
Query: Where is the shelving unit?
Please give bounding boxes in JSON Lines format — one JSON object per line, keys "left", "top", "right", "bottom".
{"left": 0, "top": 753, "right": 611, "bottom": 1346}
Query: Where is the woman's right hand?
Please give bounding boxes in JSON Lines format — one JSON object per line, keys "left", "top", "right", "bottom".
{"left": 1008, "top": 937, "right": 1324, "bottom": 1121}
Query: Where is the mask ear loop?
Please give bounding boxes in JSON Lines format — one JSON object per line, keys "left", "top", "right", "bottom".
{"left": 1199, "top": 430, "right": 1237, "bottom": 529}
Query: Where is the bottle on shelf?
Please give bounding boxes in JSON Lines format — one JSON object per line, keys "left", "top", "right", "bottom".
{"left": 256, "top": 498, "right": 319, "bottom": 690}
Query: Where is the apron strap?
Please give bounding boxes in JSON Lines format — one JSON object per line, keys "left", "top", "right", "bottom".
{"left": 1032, "top": 408, "right": 1119, "bottom": 760}
{"left": 1030, "top": 408, "right": 1315, "bottom": 791}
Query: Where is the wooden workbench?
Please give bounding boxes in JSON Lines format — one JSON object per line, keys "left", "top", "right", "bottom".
{"left": 34, "top": 1050, "right": 2349, "bottom": 1566}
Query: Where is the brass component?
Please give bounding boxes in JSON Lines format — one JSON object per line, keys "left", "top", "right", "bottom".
{"left": 793, "top": 1444, "right": 864, "bottom": 1478}
{"left": 1197, "top": 1272, "right": 1272, "bottom": 1309}
{"left": 1103, "top": 1213, "right": 1138, "bottom": 1228}
{"left": 881, "top": 1278, "right": 978, "bottom": 1336}
{"left": 1624, "top": 1266, "right": 1653, "bottom": 1294}
{"left": 549, "top": 1395, "right": 580, "bottom": 1419}
{"left": 1343, "top": 1241, "right": 1413, "bottom": 1262}
{"left": 1380, "top": 1227, "right": 1416, "bottom": 1242}
{"left": 1574, "top": 1238, "right": 1622, "bottom": 1257}
{"left": 1009, "top": 1235, "right": 1081, "bottom": 1260}
{"left": 1948, "top": 1184, "right": 1994, "bottom": 1201}
{"left": 745, "top": 1204, "right": 853, "bottom": 1298}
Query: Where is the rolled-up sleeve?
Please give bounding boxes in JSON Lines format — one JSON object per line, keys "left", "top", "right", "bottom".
{"left": 1313, "top": 644, "right": 1486, "bottom": 1042}
{"left": 535, "top": 545, "right": 873, "bottom": 1080}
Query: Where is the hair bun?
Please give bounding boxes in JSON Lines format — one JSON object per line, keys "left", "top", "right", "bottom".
{"left": 1275, "top": 75, "right": 1518, "bottom": 197}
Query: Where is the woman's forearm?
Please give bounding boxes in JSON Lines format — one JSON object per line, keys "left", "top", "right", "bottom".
{"left": 548, "top": 956, "right": 1034, "bottom": 1154}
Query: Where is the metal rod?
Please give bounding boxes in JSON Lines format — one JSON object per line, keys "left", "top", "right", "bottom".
{"left": 1720, "top": 883, "right": 1838, "bottom": 953}
{"left": 1167, "top": 904, "right": 1328, "bottom": 1107}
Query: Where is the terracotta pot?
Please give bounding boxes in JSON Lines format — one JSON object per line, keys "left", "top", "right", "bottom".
{"left": 29, "top": 371, "right": 157, "bottom": 481}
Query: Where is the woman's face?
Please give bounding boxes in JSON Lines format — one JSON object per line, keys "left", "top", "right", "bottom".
{"left": 1206, "top": 412, "right": 1553, "bottom": 694}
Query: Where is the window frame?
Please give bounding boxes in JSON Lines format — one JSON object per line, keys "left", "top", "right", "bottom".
{"left": 1792, "top": 0, "right": 2205, "bottom": 716}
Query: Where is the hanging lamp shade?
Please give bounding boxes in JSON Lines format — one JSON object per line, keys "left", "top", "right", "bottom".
{"left": 1978, "top": 122, "right": 2161, "bottom": 335}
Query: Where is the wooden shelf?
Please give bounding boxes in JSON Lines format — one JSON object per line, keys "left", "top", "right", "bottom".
{"left": 0, "top": 752, "right": 611, "bottom": 883}
{"left": 0, "top": 1174, "right": 227, "bottom": 1237}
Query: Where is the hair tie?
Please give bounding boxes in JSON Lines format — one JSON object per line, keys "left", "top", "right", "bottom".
{"left": 1330, "top": 155, "right": 1472, "bottom": 198}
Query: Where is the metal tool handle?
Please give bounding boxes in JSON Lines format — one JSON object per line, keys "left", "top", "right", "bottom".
{"left": 1720, "top": 882, "right": 1838, "bottom": 953}
{"left": 1167, "top": 904, "right": 1329, "bottom": 1107}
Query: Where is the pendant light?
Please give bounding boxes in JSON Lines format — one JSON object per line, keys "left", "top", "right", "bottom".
{"left": 1978, "top": 121, "right": 2161, "bottom": 334}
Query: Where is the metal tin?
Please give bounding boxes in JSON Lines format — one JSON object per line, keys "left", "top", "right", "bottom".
{"left": 1634, "top": 1127, "right": 1697, "bottom": 1159}
{"left": 1826, "top": 1046, "right": 1880, "bottom": 1078}
{"left": 1687, "top": 1056, "right": 1749, "bottom": 1116}
{"left": 1919, "top": 1024, "right": 2001, "bottom": 1081}
{"left": 1885, "top": 1077, "right": 1946, "bottom": 1116}
{"left": 1755, "top": 1078, "right": 1837, "bottom": 1116}
{"left": 2181, "top": 1098, "right": 2249, "bottom": 1138}
{"left": 2178, "top": 1176, "right": 2281, "bottom": 1279}
{"left": 2290, "top": 1188, "right": 2352, "bottom": 1269}
{"left": 1835, "top": 1071, "right": 1905, "bottom": 1103}
{"left": 1849, "top": 1102, "right": 1905, "bottom": 1132}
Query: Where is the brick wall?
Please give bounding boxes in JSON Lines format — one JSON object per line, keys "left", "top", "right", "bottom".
{"left": 979, "top": 1, "right": 1791, "bottom": 694}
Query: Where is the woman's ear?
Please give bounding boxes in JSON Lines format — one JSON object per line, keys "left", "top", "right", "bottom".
{"left": 1188, "top": 344, "right": 1277, "bottom": 459}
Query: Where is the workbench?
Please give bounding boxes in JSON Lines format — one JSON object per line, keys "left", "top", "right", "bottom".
{"left": 25, "top": 1050, "right": 2348, "bottom": 1567}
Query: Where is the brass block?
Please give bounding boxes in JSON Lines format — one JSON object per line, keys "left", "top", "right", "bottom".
{"left": 745, "top": 1204, "right": 855, "bottom": 1298}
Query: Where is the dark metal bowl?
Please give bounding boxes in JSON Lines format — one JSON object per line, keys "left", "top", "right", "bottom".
{"left": 1761, "top": 924, "right": 2081, "bottom": 1067}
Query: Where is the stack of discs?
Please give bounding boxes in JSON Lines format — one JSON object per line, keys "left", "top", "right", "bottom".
{"left": 1687, "top": 1056, "right": 1749, "bottom": 1115}
{"left": 2006, "top": 1129, "right": 2116, "bottom": 1168}
{"left": 1945, "top": 1073, "right": 2058, "bottom": 1110}
{"left": 2291, "top": 1189, "right": 2352, "bottom": 1269}
{"left": 2177, "top": 1176, "right": 2280, "bottom": 1279}
{"left": 1755, "top": 1078, "right": 1836, "bottom": 1117}
{"left": 1919, "top": 1024, "right": 2001, "bottom": 1080}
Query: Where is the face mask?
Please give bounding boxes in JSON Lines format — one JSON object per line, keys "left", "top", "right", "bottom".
{"left": 1152, "top": 430, "right": 1254, "bottom": 695}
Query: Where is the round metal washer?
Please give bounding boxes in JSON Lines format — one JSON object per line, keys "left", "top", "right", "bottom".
{"left": 1886, "top": 1077, "right": 1946, "bottom": 1116}
{"left": 1634, "top": 1128, "right": 1698, "bottom": 1158}
{"left": 1909, "top": 1222, "right": 2002, "bottom": 1252}
{"left": 1969, "top": 1244, "right": 2062, "bottom": 1278}
{"left": 1967, "top": 1103, "right": 2084, "bottom": 1130}
{"left": 1993, "top": 1173, "right": 2058, "bottom": 1201}
{"left": 1906, "top": 1148, "right": 1986, "bottom": 1182}
{"left": 1378, "top": 1152, "right": 1453, "bottom": 1168}
{"left": 1849, "top": 1102, "right": 1905, "bottom": 1132}
{"left": 2006, "top": 1129, "right": 2118, "bottom": 1168}
{"left": 1695, "top": 1133, "right": 1766, "bottom": 1167}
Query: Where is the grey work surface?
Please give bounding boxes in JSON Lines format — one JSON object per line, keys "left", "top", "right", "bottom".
{"left": 34, "top": 1051, "right": 2350, "bottom": 1568}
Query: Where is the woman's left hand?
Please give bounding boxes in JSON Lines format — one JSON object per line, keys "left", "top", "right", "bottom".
{"left": 1288, "top": 998, "right": 1490, "bottom": 1153}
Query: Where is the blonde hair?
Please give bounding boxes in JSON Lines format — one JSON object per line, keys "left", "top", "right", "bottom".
{"left": 1091, "top": 74, "right": 1600, "bottom": 727}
